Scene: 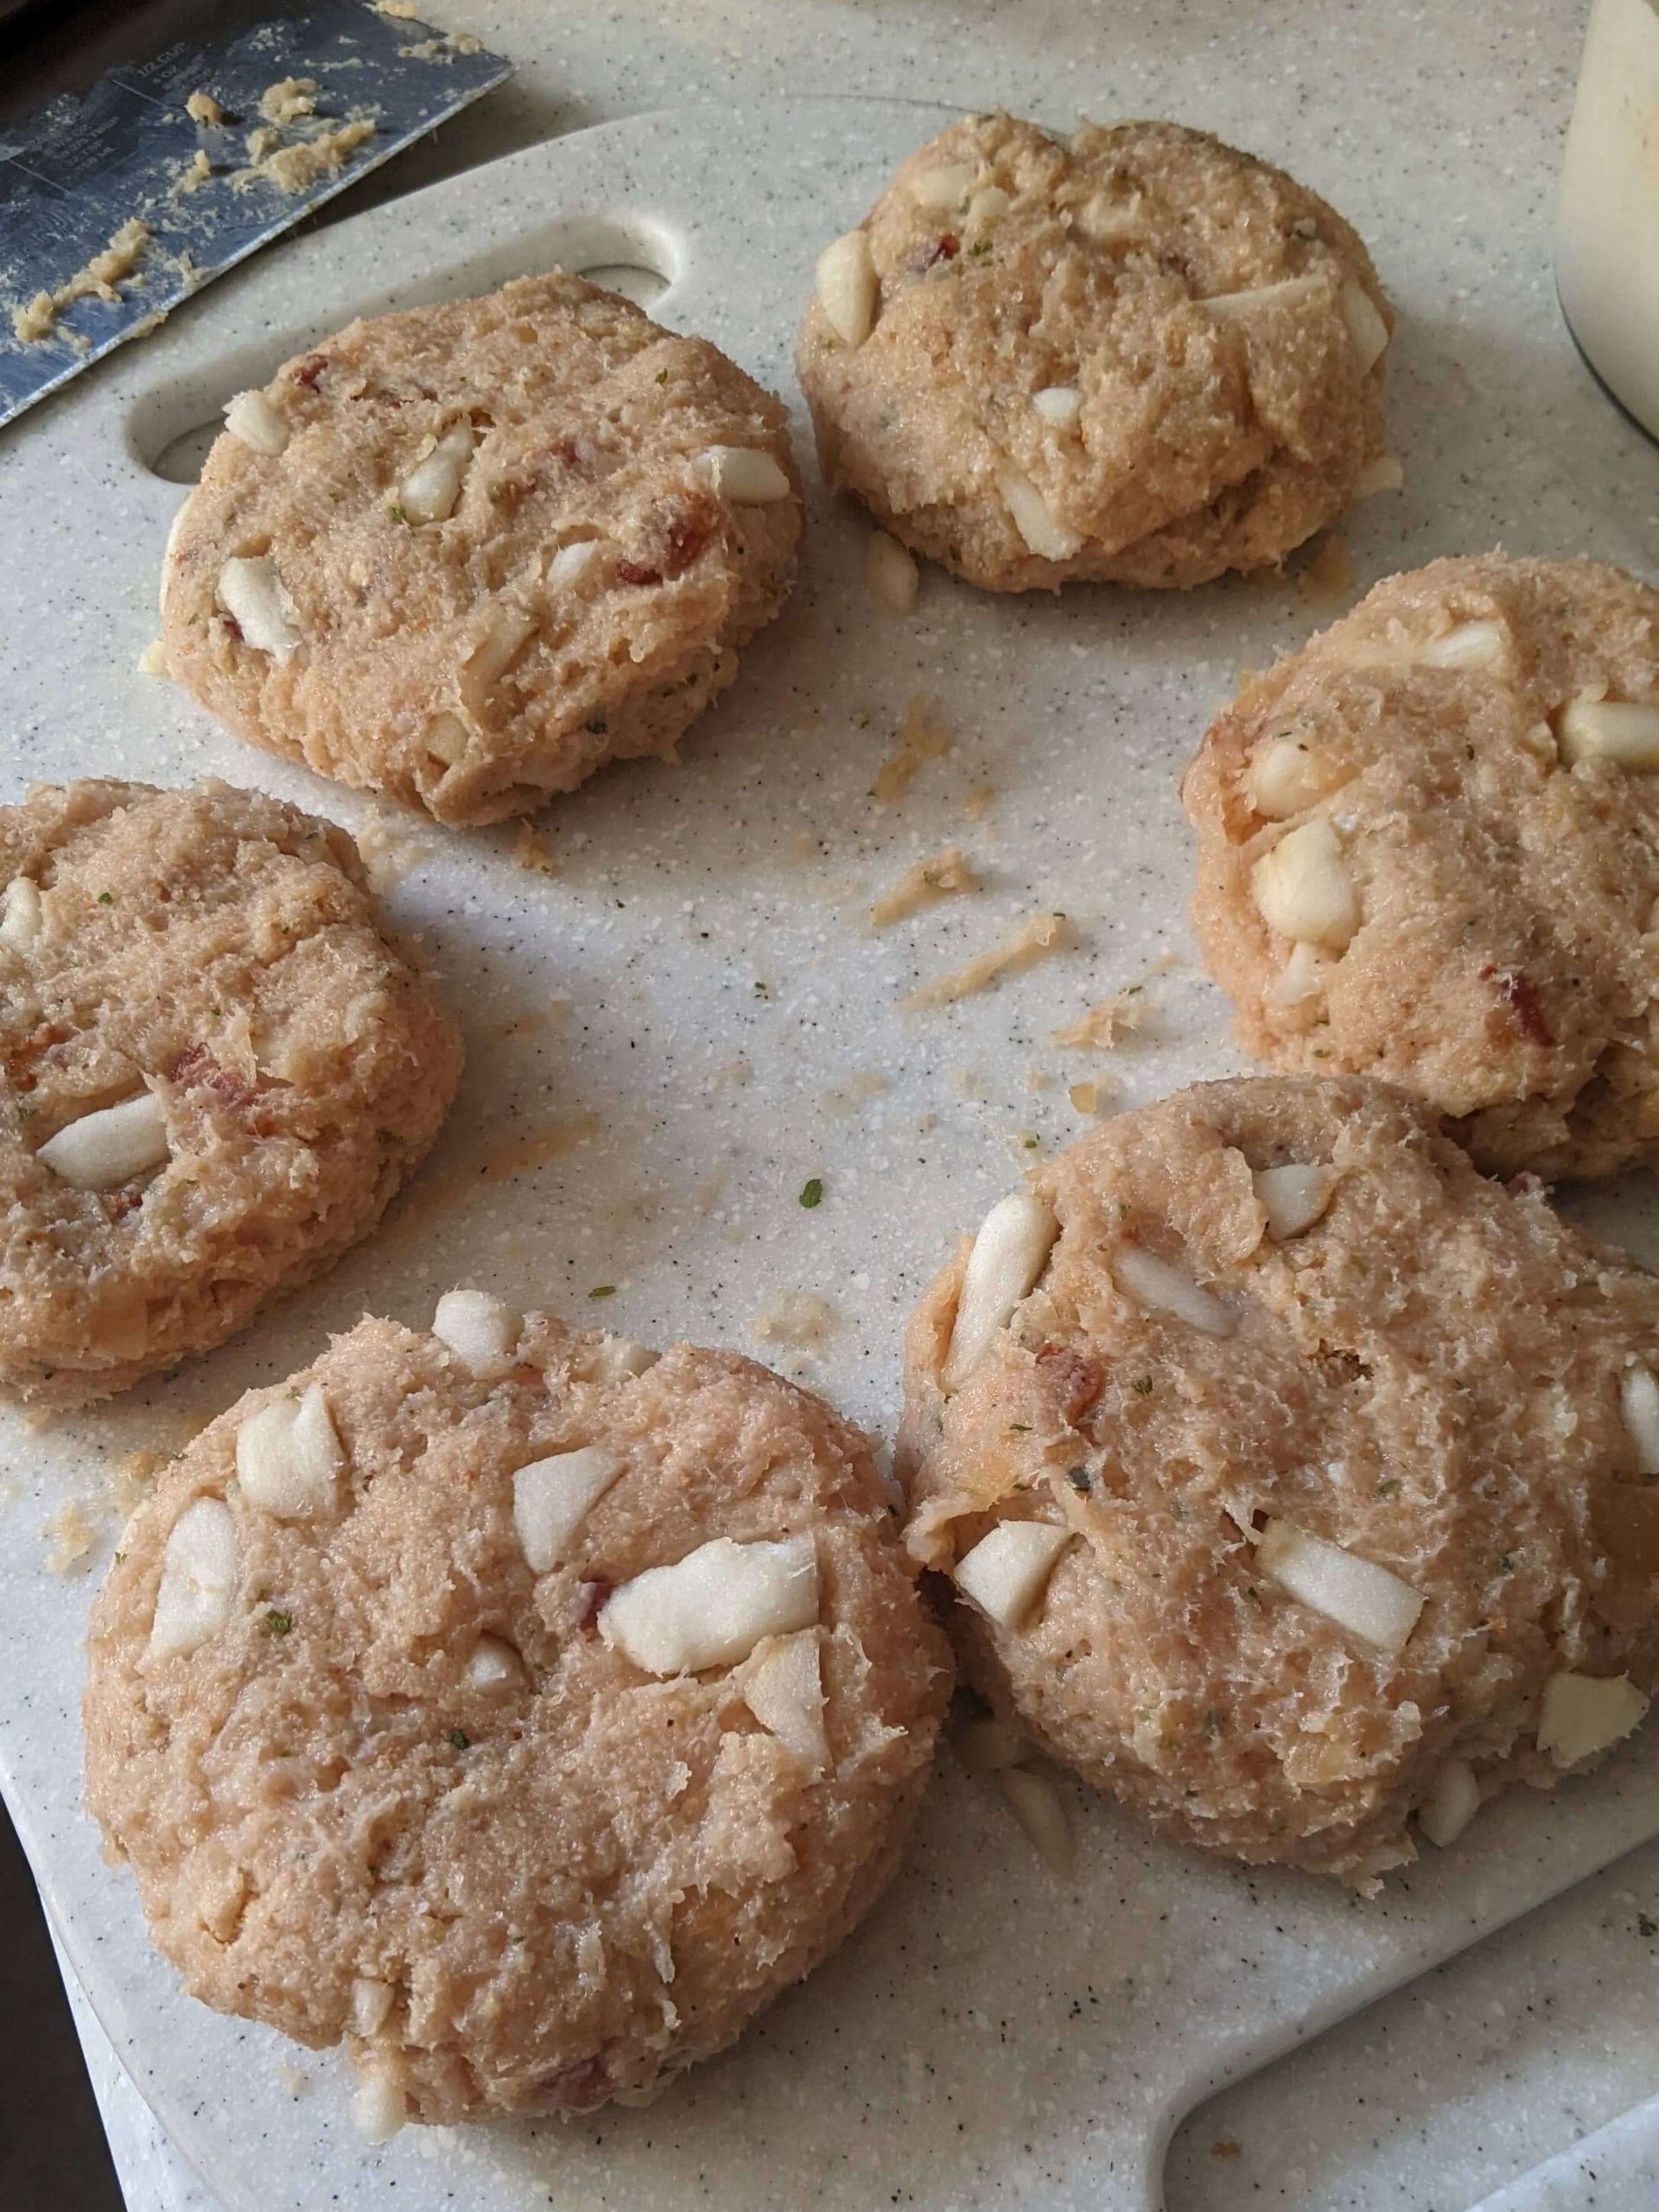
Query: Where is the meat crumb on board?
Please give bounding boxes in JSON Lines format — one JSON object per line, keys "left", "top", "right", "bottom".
{"left": 753, "top": 1292, "right": 840, "bottom": 1374}
{"left": 870, "top": 695, "right": 951, "bottom": 804}
{"left": 356, "top": 811, "right": 435, "bottom": 892}
{"left": 10, "top": 218, "right": 152, "bottom": 344}
{"left": 185, "top": 90, "right": 227, "bottom": 124}
{"left": 44, "top": 1500, "right": 100, "bottom": 1576}
{"left": 868, "top": 846, "right": 977, "bottom": 927}
{"left": 909, "top": 912, "right": 1068, "bottom": 1010}
{"left": 512, "top": 823, "right": 557, "bottom": 875}
{"left": 1297, "top": 532, "right": 1356, "bottom": 608}
{"left": 399, "top": 33, "right": 484, "bottom": 60}
{"left": 1067, "top": 1076, "right": 1116, "bottom": 1116}
{"left": 819, "top": 1071, "right": 890, "bottom": 1118}
{"left": 258, "top": 77, "right": 318, "bottom": 126}
{"left": 233, "top": 115, "right": 376, "bottom": 196}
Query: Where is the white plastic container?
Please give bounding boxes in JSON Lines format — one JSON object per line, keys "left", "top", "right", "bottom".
{"left": 1558, "top": 0, "right": 1659, "bottom": 439}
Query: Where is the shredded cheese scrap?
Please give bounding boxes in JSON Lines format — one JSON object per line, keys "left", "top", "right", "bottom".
{"left": 870, "top": 694, "right": 951, "bottom": 804}
{"left": 908, "top": 912, "right": 1068, "bottom": 1010}
{"left": 868, "top": 846, "right": 977, "bottom": 928}
{"left": 1052, "top": 988, "right": 1148, "bottom": 1051}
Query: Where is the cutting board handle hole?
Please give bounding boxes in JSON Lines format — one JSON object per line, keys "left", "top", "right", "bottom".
{"left": 149, "top": 420, "right": 225, "bottom": 486}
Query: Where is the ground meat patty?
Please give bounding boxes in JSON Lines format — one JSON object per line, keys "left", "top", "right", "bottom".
{"left": 0, "top": 779, "right": 459, "bottom": 1406}
{"left": 1184, "top": 554, "right": 1659, "bottom": 1179}
{"left": 899, "top": 1077, "right": 1659, "bottom": 1888}
{"left": 85, "top": 1298, "right": 951, "bottom": 2128}
{"left": 162, "top": 272, "right": 803, "bottom": 823}
{"left": 797, "top": 112, "right": 1393, "bottom": 593}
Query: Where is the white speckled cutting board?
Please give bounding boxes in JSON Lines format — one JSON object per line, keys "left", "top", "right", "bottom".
{"left": 2, "top": 97, "right": 1657, "bottom": 2212}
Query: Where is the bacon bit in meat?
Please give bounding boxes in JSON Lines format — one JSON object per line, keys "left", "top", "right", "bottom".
{"left": 1034, "top": 1342, "right": 1105, "bottom": 1423}
{"left": 289, "top": 353, "right": 327, "bottom": 389}
{"left": 537, "top": 2056, "right": 611, "bottom": 2113}
{"left": 168, "top": 1043, "right": 257, "bottom": 1108}
{"left": 913, "top": 232, "right": 960, "bottom": 273}
{"left": 575, "top": 1580, "right": 612, "bottom": 1632}
{"left": 1480, "top": 964, "right": 1554, "bottom": 1047}
{"left": 616, "top": 490, "right": 721, "bottom": 588}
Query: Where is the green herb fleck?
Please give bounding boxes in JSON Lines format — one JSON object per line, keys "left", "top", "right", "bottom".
{"left": 98, "top": 891, "right": 114, "bottom": 906}
{"left": 798, "top": 1177, "right": 823, "bottom": 1209}
{"left": 449, "top": 1728, "right": 470, "bottom": 1751}
{"left": 1116, "top": 1201, "right": 1130, "bottom": 1220}
{"left": 1202, "top": 1707, "right": 1223, "bottom": 1735}
{"left": 969, "top": 238, "right": 992, "bottom": 257}
{"left": 1376, "top": 1476, "right": 1402, "bottom": 1497}
{"left": 1007, "top": 1422, "right": 1032, "bottom": 1433}
{"left": 1065, "top": 1466, "right": 1093, "bottom": 1496}
{"left": 588, "top": 1284, "right": 617, "bottom": 1300}
{"left": 1496, "top": 1551, "right": 1516, "bottom": 1576}
{"left": 655, "top": 367, "right": 669, "bottom": 385}
{"left": 389, "top": 504, "right": 410, "bottom": 524}
{"left": 753, "top": 979, "right": 771, "bottom": 999}
{"left": 1131, "top": 1375, "right": 1154, "bottom": 1396}
{"left": 261, "top": 1608, "right": 293, "bottom": 1637}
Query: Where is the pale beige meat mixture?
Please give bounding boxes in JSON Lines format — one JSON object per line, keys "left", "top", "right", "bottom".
{"left": 797, "top": 114, "right": 1392, "bottom": 592}
{"left": 85, "top": 1304, "right": 950, "bottom": 2126}
{"left": 899, "top": 1078, "right": 1659, "bottom": 1887}
{"left": 0, "top": 781, "right": 459, "bottom": 1406}
{"left": 162, "top": 273, "right": 803, "bottom": 824}
{"left": 1185, "top": 556, "right": 1659, "bottom": 1179}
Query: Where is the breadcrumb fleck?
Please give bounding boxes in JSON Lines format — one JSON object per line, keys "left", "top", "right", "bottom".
{"left": 871, "top": 695, "right": 951, "bottom": 804}
{"left": 137, "top": 638, "right": 170, "bottom": 677}
{"left": 868, "top": 846, "right": 977, "bottom": 927}
{"left": 909, "top": 912, "right": 1068, "bottom": 1010}
{"left": 185, "top": 91, "right": 227, "bottom": 125}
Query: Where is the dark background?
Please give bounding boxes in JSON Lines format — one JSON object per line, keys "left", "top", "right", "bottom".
{"left": 0, "top": 1804, "right": 123, "bottom": 2209}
